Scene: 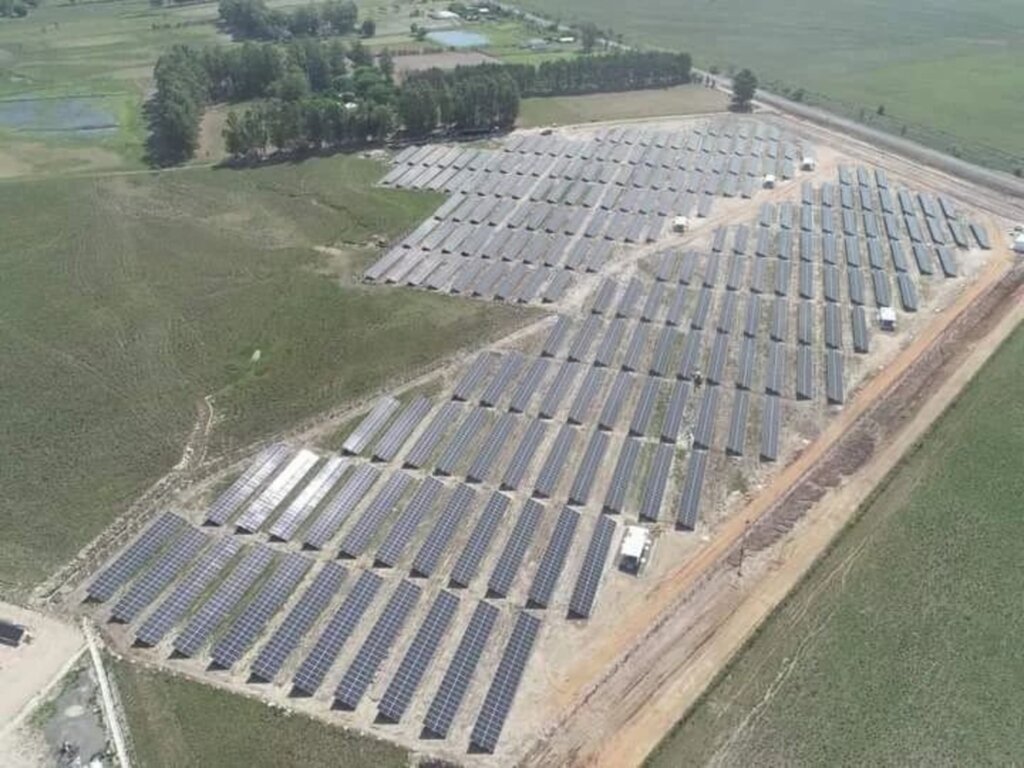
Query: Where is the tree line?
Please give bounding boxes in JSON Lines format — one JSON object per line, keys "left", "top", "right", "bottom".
{"left": 218, "top": 0, "right": 367, "bottom": 41}
{"left": 409, "top": 50, "right": 693, "bottom": 99}
{"left": 149, "top": 44, "right": 694, "bottom": 164}
{"left": 0, "top": 0, "right": 38, "bottom": 18}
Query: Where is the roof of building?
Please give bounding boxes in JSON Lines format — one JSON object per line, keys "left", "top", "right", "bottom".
{"left": 620, "top": 525, "right": 649, "bottom": 559}
{"left": 0, "top": 620, "right": 25, "bottom": 645}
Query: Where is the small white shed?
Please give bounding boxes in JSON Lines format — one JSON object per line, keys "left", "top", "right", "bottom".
{"left": 619, "top": 525, "right": 651, "bottom": 574}
{"left": 1013, "top": 233, "right": 1024, "bottom": 254}
{"left": 878, "top": 306, "right": 897, "bottom": 331}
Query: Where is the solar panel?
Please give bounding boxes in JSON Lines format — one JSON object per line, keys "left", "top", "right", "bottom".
{"left": 726, "top": 389, "right": 750, "bottom": 456}
{"left": 897, "top": 273, "right": 919, "bottom": 312}
{"left": 527, "top": 506, "right": 579, "bottom": 608}
{"left": 469, "top": 612, "right": 542, "bottom": 753}
{"left": 676, "top": 448, "right": 709, "bottom": 530}
{"left": 591, "top": 278, "right": 618, "bottom": 315}
{"left": 173, "top": 544, "right": 275, "bottom": 658}
{"left": 825, "top": 349, "right": 845, "bottom": 405}
{"left": 450, "top": 492, "right": 511, "bottom": 588}
{"left": 936, "top": 246, "right": 957, "bottom": 278}
{"left": 412, "top": 483, "right": 476, "bottom": 578}
{"left": 88, "top": 512, "right": 185, "bottom": 602}
{"left": 640, "top": 281, "right": 665, "bottom": 322}
{"left": 664, "top": 285, "right": 688, "bottom": 328}
{"left": 423, "top": 600, "right": 499, "bottom": 738}
{"left": 334, "top": 580, "right": 421, "bottom": 710}
{"left": 453, "top": 353, "right": 494, "bottom": 401}
{"left": 205, "top": 444, "right": 291, "bottom": 525}
{"left": 489, "top": 499, "right": 544, "bottom": 598}
{"left": 567, "top": 516, "right": 616, "bottom": 619}
{"left": 344, "top": 397, "right": 400, "bottom": 455}
{"left": 568, "top": 366, "right": 606, "bottom": 424}
{"left": 480, "top": 353, "right": 525, "bottom": 409}
{"left": 771, "top": 297, "right": 789, "bottom": 342}
{"left": 210, "top": 552, "right": 312, "bottom": 669}
{"left": 235, "top": 450, "right": 320, "bottom": 533}
{"left": 303, "top": 464, "right": 381, "bottom": 550}
{"left": 467, "top": 413, "right": 517, "bottom": 484}
{"left": 435, "top": 407, "right": 489, "bottom": 476}
{"left": 377, "top": 590, "right": 460, "bottom": 723}
{"left": 760, "top": 395, "right": 782, "bottom": 462}
{"left": 598, "top": 372, "right": 635, "bottom": 432}
{"left": 693, "top": 386, "right": 720, "bottom": 450}
{"left": 249, "top": 562, "right": 347, "bottom": 682}
{"left": 706, "top": 332, "right": 730, "bottom": 386}
{"left": 569, "top": 430, "right": 611, "bottom": 506}
{"left": 639, "top": 443, "right": 674, "bottom": 522}
{"left": 850, "top": 305, "right": 870, "bottom": 354}
{"left": 691, "top": 287, "right": 712, "bottom": 330}
{"left": 269, "top": 457, "right": 349, "bottom": 541}
{"left": 661, "top": 379, "right": 692, "bottom": 444}
{"left": 774, "top": 259, "right": 791, "bottom": 297}
{"left": 871, "top": 269, "right": 892, "bottom": 308}
{"left": 538, "top": 361, "right": 581, "bottom": 419}
{"left": 534, "top": 424, "right": 578, "bottom": 498}
{"left": 404, "top": 402, "right": 462, "bottom": 469}
{"left": 568, "top": 315, "right": 603, "bottom": 362}
{"left": 372, "top": 397, "right": 433, "bottom": 462}
{"left": 509, "top": 358, "right": 549, "bottom": 413}
{"left": 111, "top": 526, "right": 208, "bottom": 623}
{"left": 629, "top": 377, "right": 661, "bottom": 437}
{"left": 339, "top": 472, "right": 414, "bottom": 558}
{"left": 292, "top": 570, "right": 382, "bottom": 695}
{"left": 135, "top": 537, "right": 242, "bottom": 646}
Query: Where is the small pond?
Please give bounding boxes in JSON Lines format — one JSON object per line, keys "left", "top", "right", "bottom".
{"left": 0, "top": 95, "right": 118, "bottom": 134}
{"left": 426, "top": 30, "right": 490, "bottom": 48}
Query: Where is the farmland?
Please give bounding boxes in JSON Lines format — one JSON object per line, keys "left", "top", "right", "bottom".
{"left": 518, "top": 85, "right": 727, "bottom": 128}
{"left": 113, "top": 658, "right": 408, "bottom": 768}
{"left": 519, "top": 0, "right": 1024, "bottom": 169}
{"left": 0, "top": 154, "right": 531, "bottom": 595}
{"left": 647, "top": 325, "right": 1024, "bottom": 766}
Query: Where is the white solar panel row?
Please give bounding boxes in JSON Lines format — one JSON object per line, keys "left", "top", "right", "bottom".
{"left": 235, "top": 449, "right": 320, "bottom": 533}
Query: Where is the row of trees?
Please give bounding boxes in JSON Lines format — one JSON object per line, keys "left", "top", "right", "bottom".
{"left": 0, "top": 0, "right": 38, "bottom": 17}
{"left": 425, "top": 51, "right": 693, "bottom": 99}
{"left": 218, "top": 0, "right": 362, "bottom": 41}
{"left": 398, "top": 67, "right": 519, "bottom": 138}
{"left": 149, "top": 38, "right": 375, "bottom": 164}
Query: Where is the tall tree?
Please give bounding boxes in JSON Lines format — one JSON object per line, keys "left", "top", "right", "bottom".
{"left": 731, "top": 68, "right": 757, "bottom": 112}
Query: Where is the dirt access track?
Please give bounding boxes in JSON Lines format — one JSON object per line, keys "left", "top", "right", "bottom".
{"left": 517, "top": 126, "right": 1024, "bottom": 765}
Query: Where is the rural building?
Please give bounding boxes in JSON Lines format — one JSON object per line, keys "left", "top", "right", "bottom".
{"left": 763, "top": 174, "right": 776, "bottom": 188}
{"left": 801, "top": 155, "right": 816, "bottom": 171}
{"left": 0, "top": 620, "right": 26, "bottom": 647}
{"left": 1013, "top": 233, "right": 1024, "bottom": 254}
{"left": 672, "top": 215, "right": 690, "bottom": 233}
{"left": 619, "top": 525, "right": 651, "bottom": 574}
{"left": 878, "top": 306, "right": 897, "bottom": 331}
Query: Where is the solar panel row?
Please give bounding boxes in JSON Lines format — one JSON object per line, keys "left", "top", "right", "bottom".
{"left": 205, "top": 444, "right": 292, "bottom": 525}
{"left": 344, "top": 398, "right": 400, "bottom": 455}
{"left": 88, "top": 512, "right": 185, "bottom": 602}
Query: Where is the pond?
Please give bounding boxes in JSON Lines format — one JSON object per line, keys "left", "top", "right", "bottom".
{"left": 426, "top": 30, "right": 490, "bottom": 48}
{"left": 0, "top": 95, "right": 118, "bottom": 134}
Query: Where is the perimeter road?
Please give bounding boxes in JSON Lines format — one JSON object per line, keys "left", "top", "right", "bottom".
{"left": 82, "top": 619, "right": 132, "bottom": 768}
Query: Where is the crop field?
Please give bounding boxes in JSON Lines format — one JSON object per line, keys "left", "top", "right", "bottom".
{"left": 518, "top": 0, "right": 1024, "bottom": 169}
{"left": 113, "top": 657, "right": 409, "bottom": 768}
{"left": 0, "top": 154, "right": 531, "bottom": 595}
{"left": 648, "top": 324, "right": 1024, "bottom": 766}
{"left": 73, "top": 112, "right": 1012, "bottom": 765}
{"left": 518, "top": 86, "right": 728, "bottom": 128}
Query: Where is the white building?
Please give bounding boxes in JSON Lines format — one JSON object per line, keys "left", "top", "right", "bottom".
{"left": 619, "top": 525, "right": 651, "bottom": 574}
{"left": 878, "top": 306, "right": 897, "bottom": 331}
{"left": 1013, "top": 233, "right": 1024, "bottom": 254}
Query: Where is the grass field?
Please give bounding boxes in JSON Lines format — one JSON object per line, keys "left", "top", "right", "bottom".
{"left": 518, "top": 85, "right": 727, "bottom": 127}
{"left": 113, "top": 658, "right": 407, "bottom": 767}
{"left": 519, "top": 0, "right": 1024, "bottom": 169}
{"left": 647, "top": 325, "right": 1024, "bottom": 766}
{"left": 0, "top": 154, "right": 531, "bottom": 595}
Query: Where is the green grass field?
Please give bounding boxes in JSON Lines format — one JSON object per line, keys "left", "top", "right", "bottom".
{"left": 0, "top": 154, "right": 531, "bottom": 595}
{"left": 518, "top": 84, "right": 727, "bottom": 127}
{"left": 520, "top": 0, "right": 1024, "bottom": 169}
{"left": 647, "top": 325, "right": 1024, "bottom": 766}
{"left": 113, "top": 658, "right": 407, "bottom": 767}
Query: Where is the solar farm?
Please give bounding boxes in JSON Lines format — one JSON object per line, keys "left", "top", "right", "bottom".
{"left": 74, "top": 113, "right": 1007, "bottom": 764}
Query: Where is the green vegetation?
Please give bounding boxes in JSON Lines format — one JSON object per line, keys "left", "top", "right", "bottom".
{"left": 519, "top": 84, "right": 726, "bottom": 127}
{"left": 517, "top": 0, "right": 1024, "bottom": 169}
{"left": 648, "top": 326, "right": 1024, "bottom": 766}
{"left": 730, "top": 68, "right": 757, "bottom": 112}
{"left": 218, "top": 0, "right": 359, "bottom": 41}
{"left": 0, "top": 154, "right": 532, "bottom": 594}
{"left": 113, "top": 658, "right": 408, "bottom": 767}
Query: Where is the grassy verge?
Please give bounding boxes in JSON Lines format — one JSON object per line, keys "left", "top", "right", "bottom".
{"left": 0, "top": 153, "right": 532, "bottom": 595}
{"left": 113, "top": 658, "right": 407, "bottom": 767}
{"left": 518, "top": 85, "right": 727, "bottom": 128}
{"left": 647, "top": 325, "right": 1024, "bottom": 765}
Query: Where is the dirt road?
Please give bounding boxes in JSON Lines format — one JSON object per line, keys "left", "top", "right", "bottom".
{"left": 520, "top": 241, "right": 1022, "bottom": 766}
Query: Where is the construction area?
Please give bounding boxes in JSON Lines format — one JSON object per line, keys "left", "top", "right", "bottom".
{"left": 63, "top": 111, "right": 1023, "bottom": 766}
